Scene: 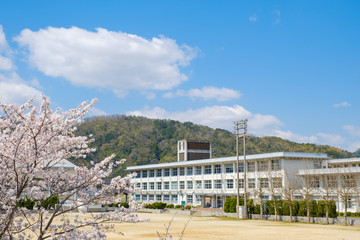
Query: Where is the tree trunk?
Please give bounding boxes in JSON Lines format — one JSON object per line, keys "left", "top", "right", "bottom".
{"left": 260, "top": 199, "right": 263, "bottom": 220}
{"left": 344, "top": 200, "right": 348, "bottom": 226}
{"left": 273, "top": 199, "right": 277, "bottom": 221}
{"left": 289, "top": 201, "right": 293, "bottom": 222}
{"left": 326, "top": 203, "right": 329, "bottom": 224}
{"left": 307, "top": 199, "right": 310, "bottom": 223}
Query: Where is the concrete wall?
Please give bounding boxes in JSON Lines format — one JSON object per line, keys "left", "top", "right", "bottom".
{"left": 251, "top": 214, "right": 360, "bottom": 226}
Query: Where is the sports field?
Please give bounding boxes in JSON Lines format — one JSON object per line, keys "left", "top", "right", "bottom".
{"left": 101, "top": 212, "right": 360, "bottom": 240}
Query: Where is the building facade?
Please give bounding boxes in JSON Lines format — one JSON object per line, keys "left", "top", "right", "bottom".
{"left": 127, "top": 140, "right": 340, "bottom": 208}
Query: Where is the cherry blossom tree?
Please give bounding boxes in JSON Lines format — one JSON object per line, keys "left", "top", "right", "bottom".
{"left": 0, "top": 96, "right": 142, "bottom": 239}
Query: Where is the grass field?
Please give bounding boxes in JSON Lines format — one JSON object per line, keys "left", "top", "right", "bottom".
{"left": 88, "top": 212, "right": 360, "bottom": 240}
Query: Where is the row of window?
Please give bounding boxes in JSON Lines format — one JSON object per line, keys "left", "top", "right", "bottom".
{"left": 135, "top": 194, "right": 200, "bottom": 204}
{"left": 136, "top": 178, "right": 283, "bottom": 191}
{"left": 135, "top": 160, "right": 281, "bottom": 178}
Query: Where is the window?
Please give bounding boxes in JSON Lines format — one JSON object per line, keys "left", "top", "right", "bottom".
{"left": 136, "top": 195, "right": 140, "bottom": 201}
{"left": 225, "top": 164, "right": 234, "bottom": 173}
{"left": 204, "top": 165, "right": 212, "bottom": 175}
{"left": 136, "top": 183, "right": 140, "bottom": 189}
{"left": 271, "top": 177, "right": 282, "bottom": 188}
{"left": 163, "top": 182, "right": 169, "bottom": 190}
{"left": 142, "top": 195, "right": 148, "bottom": 201}
{"left": 214, "top": 164, "right": 221, "bottom": 174}
{"left": 214, "top": 180, "right": 222, "bottom": 189}
{"left": 149, "top": 182, "right": 155, "bottom": 190}
{"left": 310, "top": 176, "right": 320, "bottom": 188}
{"left": 172, "top": 168, "right": 178, "bottom": 176}
{"left": 226, "top": 179, "right": 234, "bottom": 189}
{"left": 187, "top": 167, "right": 193, "bottom": 175}
{"left": 196, "top": 195, "right": 202, "bottom": 205}
{"left": 171, "top": 195, "right": 178, "bottom": 203}
{"left": 187, "top": 181, "right": 193, "bottom": 189}
{"left": 171, "top": 181, "right": 178, "bottom": 190}
{"left": 195, "top": 166, "right": 202, "bottom": 175}
{"left": 156, "top": 195, "right": 162, "bottom": 202}
{"left": 326, "top": 176, "right": 337, "bottom": 188}
{"left": 164, "top": 169, "right": 170, "bottom": 177}
{"left": 247, "top": 162, "right": 255, "bottom": 172}
{"left": 156, "top": 169, "right": 162, "bottom": 177}
{"left": 313, "top": 161, "right": 322, "bottom": 169}
{"left": 180, "top": 167, "right": 185, "bottom": 176}
{"left": 342, "top": 174, "right": 356, "bottom": 188}
{"left": 196, "top": 180, "right": 202, "bottom": 189}
{"left": 149, "top": 194, "right": 154, "bottom": 201}
{"left": 204, "top": 180, "right": 212, "bottom": 189}
{"left": 142, "top": 183, "right": 147, "bottom": 190}
{"left": 248, "top": 178, "right": 255, "bottom": 189}
{"left": 258, "top": 161, "right": 268, "bottom": 172}
{"left": 156, "top": 182, "right": 162, "bottom": 190}
{"left": 271, "top": 160, "right": 281, "bottom": 171}
{"left": 238, "top": 163, "right": 244, "bottom": 173}
{"left": 238, "top": 179, "right": 244, "bottom": 188}
{"left": 259, "top": 178, "right": 269, "bottom": 188}
{"left": 135, "top": 171, "right": 140, "bottom": 178}
{"left": 187, "top": 195, "right": 193, "bottom": 204}
{"left": 149, "top": 170, "right": 155, "bottom": 177}
{"left": 164, "top": 195, "right": 170, "bottom": 203}
{"left": 142, "top": 170, "right": 148, "bottom": 178}
{"left": 180, "top": 181, "right": 185, "bottom": 189}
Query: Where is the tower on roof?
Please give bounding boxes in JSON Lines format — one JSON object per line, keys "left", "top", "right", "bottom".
{"left": 177, "top": 139, "right": 211, "bottom": 162}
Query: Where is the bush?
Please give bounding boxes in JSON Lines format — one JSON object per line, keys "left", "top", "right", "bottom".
{"left": 282, "top": 201, "right": 290, "bottom": 216}
{"left": 292, "top": 200, "right": 300, "bottom": 216}
{"left": 175, "top": 204, "right": 182, "bottom": 209}
{"left": 119, "top": 202, "right": 129, "bottom": 208}
{"left": 317, "top": 200, "right": 326, "bottom": 217}
{"left": 247, "top": 199, "right": 255, "bottom": 214}
{"left": 264, "top": 200, "right": 274, "bottom": 215}
{"left": 254, "top": 204, "right": 260, "bottom": 214}
{"left": 329, "top": 200, "right": 338, "bottom": 218}
{"left": 166, "top": 204, "right": 174, "bottom": 209}
{"left": 144, "top": 202, "right": 166, "bottom": 209}
{"left": 224, "top": 197, "right": 244, "bottom": 213}
{"left": 309, "top": 200, "right": 317, "bottom": 217}
{"left": 298, "top": 200, "right": 307, "bottom": 216}
{"left": 185, "top": 205, "right": 191, "bottom": 210}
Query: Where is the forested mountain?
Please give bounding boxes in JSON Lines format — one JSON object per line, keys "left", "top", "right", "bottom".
{"left": 73, "top": 115, "right": 355, "bottom": 176}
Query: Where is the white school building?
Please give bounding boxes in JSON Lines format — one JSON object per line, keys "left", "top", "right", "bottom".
{"left": 127, "top": 140, "right": 360, "bottom": 212}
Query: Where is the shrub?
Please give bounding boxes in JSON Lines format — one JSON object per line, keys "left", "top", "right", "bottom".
{"left": 254, "top": 204, "right": 260, "bottom": 214}
{"left": 144, "top": 202, "right": 166, "bottom": 209}
{"left": 264, "top": 200, "right": 274, "bottom": 215}
{"left": 292, "top": 200, "right": 300, "bottom": 216}
{"left": 247, "top": 199, "right": 255, "bottom": 214}
{"left": 175, "top": 204, "right": 182, "bottom": 209}
{"left": 309, "top": 200, "right": 317, "bottom": 217}
{"left": 317, "top": 200, "right": 326, "bottom": 217}
{"left": 185, "top": 205, "right": 191, "bottom": 210}
{"left": 166, "top": 204, "right": 174, "bottom": 209}
{"left": 224, "top": 197, "right": 244, "bottom": 213}
{"left": 329, "top": 200, "right": 338, "bottom": 218}
{"left": 282, "top": 201, "right": 290, "bottom": 216}
{"left": 298, "top": 200, "right": 307, "bottom": 216}
{"left": 119, "top": 202, "right": 129, "bottom": 208}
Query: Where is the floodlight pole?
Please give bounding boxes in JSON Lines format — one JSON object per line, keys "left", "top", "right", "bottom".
{"left": 235, "top": 119, "right": 248, "bottom": 219}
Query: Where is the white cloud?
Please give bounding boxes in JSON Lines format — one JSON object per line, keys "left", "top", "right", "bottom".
{"left": 88, "top": 107, "right": 107, "bottom": 117}
{"left": 127, "top": 104, "right": 282, "bottom": 134}
{"left": 317, "top": 132, "right": 346, "bottom": 146}
{"left": 272, "top": 130, "right": 318, "bottom": 144}
{"left": 343, "top": 125, "right": 360, "bottom": 137}
{"left": 0, "top": 78, "right": 43, "bottom": 105}
{"left": 249, "top": 15, "right": 257, "bottom": 22}
{"left": 348, "top": 142, "right": 360, "bottom": 152}
{"left": 0, "top": 25, "right": 13, "bottom": 71}
{"left": 15, "top": 27, "right": 197, "bottom": 96}
{"left": 333, "top": 101, "right": 351, "bottom": 108}
{"left": 163, "top": 86, "right": 241, "bottom": 102}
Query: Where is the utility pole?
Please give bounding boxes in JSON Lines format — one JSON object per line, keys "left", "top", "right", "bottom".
{"left": 234, "top": 119, "right": 248, "bottom": 219}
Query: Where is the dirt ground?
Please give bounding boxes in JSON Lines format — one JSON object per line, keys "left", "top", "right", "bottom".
{"left": 100, "top": 212, "right": 360, "bottom": 240}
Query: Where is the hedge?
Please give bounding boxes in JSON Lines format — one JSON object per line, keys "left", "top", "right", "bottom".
{"left": 224, "top": 197, "right": 255, "bottom": 213}
{"left": 144, "top": 202, "right": 166, "bottom": 209}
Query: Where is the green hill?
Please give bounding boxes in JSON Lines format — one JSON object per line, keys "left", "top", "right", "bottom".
{"left": 73, "top": 115, "right": 355, "bottom": 176}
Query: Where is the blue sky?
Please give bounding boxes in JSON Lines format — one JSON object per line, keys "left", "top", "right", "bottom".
{"left": 0, "top": 1, "right": 359, "bottom": 152}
